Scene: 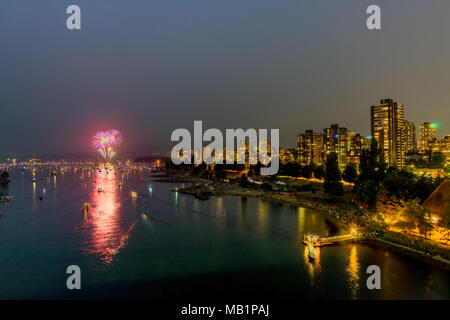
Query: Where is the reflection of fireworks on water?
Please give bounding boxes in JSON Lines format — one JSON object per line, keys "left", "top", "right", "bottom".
{"left": 92, "top": 129, "right": 122, "bottom": 162}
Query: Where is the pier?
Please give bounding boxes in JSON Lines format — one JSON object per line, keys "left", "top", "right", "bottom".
{"left": 303, "top": 234, "right": 356, "bottom": 247}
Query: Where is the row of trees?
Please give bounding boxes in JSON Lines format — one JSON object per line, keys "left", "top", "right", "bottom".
{"left": 352, "top": 138, "right": 444, "bottom": 205}
{"left": 322, "top": 139, "right": 448, "bottom": 239}
{"left": 405, "top": 150, "right": 447, "bottom": 169}
{"left": 311, "top": 138, "right": 444, "bottom": 205}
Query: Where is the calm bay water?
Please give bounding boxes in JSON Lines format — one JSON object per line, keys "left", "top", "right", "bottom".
{"left": 0, "top": 168, "right": 448, "bottom": 300}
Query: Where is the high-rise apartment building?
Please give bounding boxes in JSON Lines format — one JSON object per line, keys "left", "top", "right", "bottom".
{"left": 419, "top": 122, "right": 438, "bottom": 153}
{"left": 370, "top": 98, "right": 405, "bottom": 168}
{"left": 404, "top": 120, "right": 416, "bottom": 153}
{"left": 347, "top": 133, "right": 369, "bottom": 167}
{"left": 323, "top": 124, "right": 349, "bottom": 170}
{"left": 297, "top": 130, "right": 323, "bottom": 165}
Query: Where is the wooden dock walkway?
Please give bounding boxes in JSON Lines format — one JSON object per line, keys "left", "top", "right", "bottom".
{"left": 303, "top": 234, "right": 356, "bottom": 247}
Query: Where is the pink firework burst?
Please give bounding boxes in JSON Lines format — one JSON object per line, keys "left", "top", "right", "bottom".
{"left": 92, "top": 129, "right": 122, "bottom": 149}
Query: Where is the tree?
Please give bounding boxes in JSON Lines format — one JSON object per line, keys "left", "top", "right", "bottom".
{"left": 358, "top": 138, "right": 386, "bottom": 183}
{"left": 301, "top": 163, "right": 315, "bottom": 179}
{"left": 430, "top": 152, "right": 446, "bottom": 168}
{"left": 248, "top": 163, "right": 262, "bottom": 176}
{"left": 278, "top": 162, "right": 301, "bottom": 177}
{"left": 413, "top": 175, "right": 437, "bottom": 203}
{"left": 324, "top": 152, "right": 343, "bottom": 196}
{"left": 376, "top": 188, "right": 402, "bottom": 226}
{"left": 402, "top": 199, "right": 433, "bottom": 239}
{"left": 356, "top": 180, "right": 379, "bottom": 206}
{"left": 354, "top": 138, "right": 386, "bottom": 203}
{"left": 342, "top": 164, "right": 358, "bottom": 184}
{"left": 383, "top": 168, "right": 416, "bottom": 200}
{"left": 240, "top": 174, "right": 250, "bottom": 187}
{"left": 314, "top": 165, "right": 325, "bottom": 180}
{"left": 214, "top": 165, "right": 227, "bottom": 181}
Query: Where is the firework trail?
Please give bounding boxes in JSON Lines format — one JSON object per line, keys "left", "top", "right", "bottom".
{"left": 92, "top": 129, "right": 122, "bottom": 162}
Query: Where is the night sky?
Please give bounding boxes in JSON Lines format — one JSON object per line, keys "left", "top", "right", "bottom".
{"left": 1, "top": 0, "right": 449, "bottom": 157}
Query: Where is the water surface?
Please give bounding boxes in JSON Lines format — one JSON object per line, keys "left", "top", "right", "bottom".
{"left": 0, "top": 168, "right": 448, "bottom": 299}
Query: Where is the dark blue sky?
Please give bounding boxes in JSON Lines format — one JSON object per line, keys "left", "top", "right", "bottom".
{"left": 1, "top": 0, "right": 449, "bottom": 157}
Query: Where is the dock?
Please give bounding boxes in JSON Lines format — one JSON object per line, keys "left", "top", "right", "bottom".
{"left": 303, "top": 234, "right": 356, "bottom": 247}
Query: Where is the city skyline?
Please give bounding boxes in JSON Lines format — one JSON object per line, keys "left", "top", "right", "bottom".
{"left": 1, "top": 97, "right": 448, "bottom": 160}
{"left": 1, "top": 1, "right": 450, "bottom": 156}
{"left": 296, "top": 97, "right": 449, "bottom": 172}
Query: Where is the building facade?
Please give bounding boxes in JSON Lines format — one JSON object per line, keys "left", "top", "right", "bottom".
{"left": 370, "top": 98, "right": 405, "bottom": 168}
{"left": 419, "top": 122, "right": 438, "bottom": 153}
{"left": 297, "top": 130, "right": 323, "bottom": 165}
{"left": 404, "top": 120, "right": 416, "bottom": 153}
{"left": 323, "top": 124, "right": 349, "bottom": 170}
{"left": 347, "top": 133, "right": 369, "bottom": 167}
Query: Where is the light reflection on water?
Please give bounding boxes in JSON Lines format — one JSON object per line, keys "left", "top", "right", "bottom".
{"left": 0, "top": 168, "right": 448, "bottom": 299}
{"left": 347, "top": 245, "right": 360, "bottom": 299}
{"left": 303, "top": 245, "right": 322, "bottom": 287}
{"left": 80, "top": 168, "right": 143, "bottom": 267}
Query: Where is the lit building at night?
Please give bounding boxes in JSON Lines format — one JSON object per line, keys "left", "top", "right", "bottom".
{"left": 297, "top": 130, "right": 323, "bottom": 165}
{"left": 371, "top": 98, "right": 405, "bottom": 168}
{"left": 347, "top": 133, "right": 369, "bottom": 168}
{"left": 322, "top": 124, "right": 350, "bottom": 170}
{"left": 279, "top": 148, "right": 298, "bottom": 164}
{"left": 430, "top": 135, "right": 450, "bottom": 166}
{"left": 419, "top": 122, "right": 438, "bottom": 153}
{"left": 404, "top": 120, "right": 416, "bottom": 153}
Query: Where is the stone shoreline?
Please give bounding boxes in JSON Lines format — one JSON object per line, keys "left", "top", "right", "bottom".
{"left": 358, "top": 238, "right": 450, "bottom": 270}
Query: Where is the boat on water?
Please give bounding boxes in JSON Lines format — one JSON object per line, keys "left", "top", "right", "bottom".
{"left": 98, "top": 188, "right": 103, "bottom": 192}
{"left": 308, "top": 244, "right": 315, "bottom": 260}
{"left": 0, "top": 193, "right": 12, "bottom": 202}
{"left": 81, "top": 203, "right": 90, "bottom": 213}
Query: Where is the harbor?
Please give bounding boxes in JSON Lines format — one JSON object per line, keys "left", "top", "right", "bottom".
{"left": 0, "top": 167, "right": 448, "bottom": 299}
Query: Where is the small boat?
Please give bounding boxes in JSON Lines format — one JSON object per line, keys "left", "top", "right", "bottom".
{"left": 81, "top": 203, "right": 90, "bottom": 213}
{"left": 118, "top": 182, "right": 123, "bottom": 187}
{"left": 130, "top": 191, "right": 138, "bottom": 199}
{"left": 32, "top": 178, "right": 36, "bottom": 182}
{"left": 98, "top": 188, "right": 103, "bottom": 192}
{"left": 308, "top": 244, "right": 315, "bottom": 260}
{"left": 0, "top": 193, "right": 11, "bottom": 202}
